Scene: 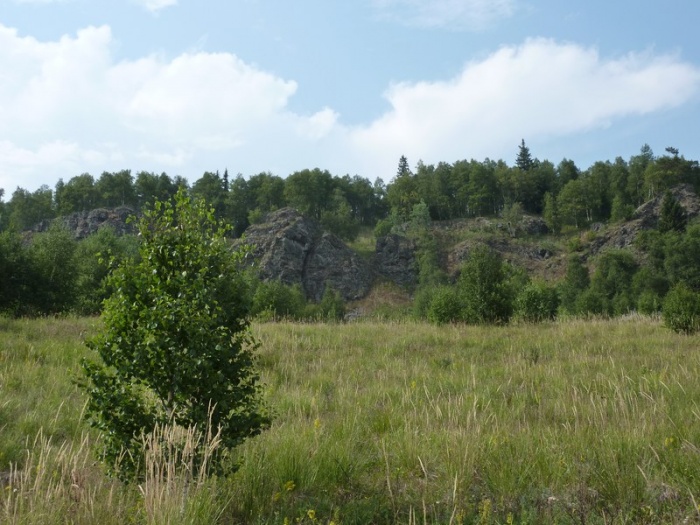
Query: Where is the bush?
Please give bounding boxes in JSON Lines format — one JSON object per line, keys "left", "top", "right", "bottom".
{"left": 251, "top": 280, "right": 306, "bottom": 320}
{"left": 316, "top": 286, "right": 346, "bottom": 322}
{"left": 373, "top": 218, "right": 393, "bottom": 239}
{"left": 427, "top": 286, "right": 462, "bottom": 324}
{"left": 662, "top": 283, "right": 700, "bottom": 333}
{"left": 637, "top": 290, "right": 663, "bottom": 315}
{"left": 515, "top": 281, "right": 559, "bottom": 322}
{"left": 80, "top": 189, "right": 270, "bottom": 479}
{"left": 458, "top": 245, "right": 513, "bottom": 324}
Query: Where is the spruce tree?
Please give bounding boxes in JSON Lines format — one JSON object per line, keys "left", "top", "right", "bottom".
{"left": 658, "top": 190, "right": 688, "bottom": 233}
{"left": 516, "top": 139, "right": 534, "bottom": 171}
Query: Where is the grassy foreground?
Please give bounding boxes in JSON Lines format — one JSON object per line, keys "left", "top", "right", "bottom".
{"left": 1, "top": 316, "right": 700, "bottom": 524}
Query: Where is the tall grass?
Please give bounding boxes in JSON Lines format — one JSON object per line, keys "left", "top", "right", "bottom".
{"left": 1, "top": 316, "right": 700, "bottom": 523}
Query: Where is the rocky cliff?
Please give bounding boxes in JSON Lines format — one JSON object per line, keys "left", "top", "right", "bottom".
{"left": 34, "top": 207, "right": 136, "bottom": 239}
{"left": 241, "top": 208, "right": 374, "bottom": 301}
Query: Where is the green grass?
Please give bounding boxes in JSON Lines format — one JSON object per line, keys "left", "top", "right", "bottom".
{"left": 346, "top": 227, "right": 377, "bottom": 260}
{"left": 2, "top": 316, "right": 700, "bottom": 523}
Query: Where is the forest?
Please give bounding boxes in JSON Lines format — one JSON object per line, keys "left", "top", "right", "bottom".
{"left": 2, "top": 142, "right": 700, "bottom": 330}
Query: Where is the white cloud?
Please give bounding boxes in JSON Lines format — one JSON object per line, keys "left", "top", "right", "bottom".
{"left": 372, "top": 0, "right": 517, "bottom": 30}
{"left": 0, "top": 23, "right": 330, "bottom": 191}
{"left": 348, "top": 38, "right": 700, "bottom": 177}
{"left": 0, "top": 24, "right": 698, "bottom": 195}
{"left": 133, "top": 0, "right": 178, "bottom": 13}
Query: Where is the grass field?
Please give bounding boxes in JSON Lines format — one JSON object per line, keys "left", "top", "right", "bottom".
{"left": 1, "top": 316, "right": 700, "bottom": 524}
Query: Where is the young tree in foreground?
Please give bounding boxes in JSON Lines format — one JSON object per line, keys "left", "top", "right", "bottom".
{"left": 80, "top": 189, "right": 269, "bottom": 478}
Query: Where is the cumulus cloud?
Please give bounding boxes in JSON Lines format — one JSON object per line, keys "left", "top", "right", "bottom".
{"left": 349, "top": 38, "right": 700, "bottom": 177}
{"left": 0, "top": 23, "right": 698, "bottom": 194}
{"left": 372, "top": 0, "right": 517, "bottom": 30}
{"left": 0, "top": 23, "right": 330, "bottom": 191}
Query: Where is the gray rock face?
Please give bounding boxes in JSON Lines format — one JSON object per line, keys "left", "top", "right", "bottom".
{"left": 305, "top": 233, "right": 373, "bottom": 301}
{"left": 373, "top": 234, "right": 418, "bottom": 288}
{"left": 34, "top": 207, "right": 136, "bottom": 239}
{"left": 589, "top": 183, "right": 700, "bottom": 255}
{"left": 242, "top": 208, "right": 372, "bottom": 302}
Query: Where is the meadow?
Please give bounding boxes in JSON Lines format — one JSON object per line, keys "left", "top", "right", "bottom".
{"left": 1, "top": 315, "right": 700, "bottom": 524}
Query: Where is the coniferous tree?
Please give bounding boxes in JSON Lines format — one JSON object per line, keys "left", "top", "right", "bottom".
{"left": 516, "top": 139, "right": 534, "bottom": 172}
{"left": 658, "top": 190, "right": 688, "bottom": 233}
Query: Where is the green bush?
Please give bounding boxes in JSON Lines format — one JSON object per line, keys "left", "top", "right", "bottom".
{"left": 413, "top": 286, "right": 436, "bottom": 319}
{"left": 637, "top": 290, "right": 663, "bottom": 315}
{"left": 302, "top": 286, "right": 347, "bottom": 322}
{"left": 80, "top": 189, "right": 270, "bottom": 479}
{"left": 575, "top": 288, "right": 607, "bottom": 316}
{"left": 315, "top": 286, "right": 346, "bottom": 322}
{"left": 458, "top": 245, "right": 513, "bottom": 324}
{"left": 662, "top": 283, "right": 700, "bottom": 333}
{"left": 515, "top": 281, "right": 559, "bottom": 322}
{"left": 373, "top": 217, "right": 394, "bottom": 239}
{"left": 251, "top": 280, "right": 306, "bottom": 320}
{"left": 427, "top": 285, "right": 462, "bottom": 324}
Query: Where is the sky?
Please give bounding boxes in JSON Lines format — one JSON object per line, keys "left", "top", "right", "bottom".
{"left": 2, "top": 0, "right": 700, "bottom": 195}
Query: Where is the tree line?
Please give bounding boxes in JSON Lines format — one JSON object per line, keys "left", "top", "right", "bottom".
{"left": 0, "top": 168, "right": 389, "bottom": 240}
{"left": 3, "top": 143, "right": 699, "bottom": 238}
{"left": 3, "top": 142, "right": 700, "bottom": 330}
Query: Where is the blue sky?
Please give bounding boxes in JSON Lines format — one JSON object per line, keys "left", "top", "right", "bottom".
{"left": 2, "top": 0, "right": 700, "bottom": 194}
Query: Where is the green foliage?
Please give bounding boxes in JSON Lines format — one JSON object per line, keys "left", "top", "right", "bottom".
{"left": 637, "top": 290, "right": 663, "bottom": 315}
{"left": 542, "top": 192, "right": 560, "bottom": 233}
{"left": 559, "top": 255, "right": 590, "bottom": 315}
{"left": 515, "top": 281, "right": 559, "bottom": 322}
{"left": 251, "top": 280, "right": 307, "bottom": 321}
{"left": 80, "top": 189, "right": 269, "bottom": 478}
{"left": 284, "top": 168, "right": 335, "bottom": 220}
{"left": 319, "top": 189, "right": 361, "bottom": 241}
{"left": 26, "top": 223, "right": 78, "bottom": 314}
{"left": 501, "top": 201, "right": 524, "bottom": 232}
{"left": 315, "top": 286, "right": 346, "bottom": 322}
{"left": 426, "top": 285, "right": 462, "bottom": 324}
{"left": 458, "top": 245, "right": 514, "bottom": 324}
{"left": 298, "top": 286, "right": 347, "bottom": 322}
{"left": 0, "top": 229, "right": 32, "bottom": 316}
{"left": 662, "top": 282, "right": 700, "bottom": 333}
{"left": 515, "top": 139, "right": 534, "bottom": 172}
{"left": 589, "top": 249, "right": 639, "bottom": 315}
{"left": 663, "top": 225, "right": 700, "bottom": 290}
{"left": 609, "top": 194, "right": 634, "bottom": 223}
{"left": 632, "top": 265, "right": 669, "bottom": 314}
{"left": 658, "top": 190, "right": 688, "bottom": 233}
{"left": 373, "top": 216, "right": 394, "bottom": 238}
{"left": 73, "top": 226, "right": 140, "bottom": 315}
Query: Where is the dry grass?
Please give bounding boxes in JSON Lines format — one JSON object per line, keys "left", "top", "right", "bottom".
{"left": 2, "top": 316, "right": 700, "bottom": 523}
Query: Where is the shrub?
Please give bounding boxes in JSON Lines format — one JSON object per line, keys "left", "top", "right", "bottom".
{"left": 80, "top": 189, "right": 270, "bottom": 479}
{"left": 426, "top": 285, "right": 462, "bottom": 324}
{"left": 251, "top": 280, "right": 306, "bottom": 320}
{"left": 515, "top": 281, "right": 559, "bottom": 322}
{"left": 373, "top": 218, "right": 393, "bottom": 239}
{"left": 662, "top": 283, "right": 700, "bottom": 333}
{"left": 637, "top": 290, "right": 663, "bottom": 315}
{"left": 458, "top": 245, "right": 513, "bottom": 324}
{"left": 316, "top": 286, "right": 346, "bottom": 322}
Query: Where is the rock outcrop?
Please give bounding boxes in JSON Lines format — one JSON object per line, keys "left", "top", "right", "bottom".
{"left": 241, "top": 208, "right": 373, "bottom": 301}
{"left": 34, "top": 207, "right": 137, "bottom": 239}
{"left": 589, "top": 184, "right": 700, "bottom": 255}
{"left": 373, "top": 234, "right": 418, "bottom": 288}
